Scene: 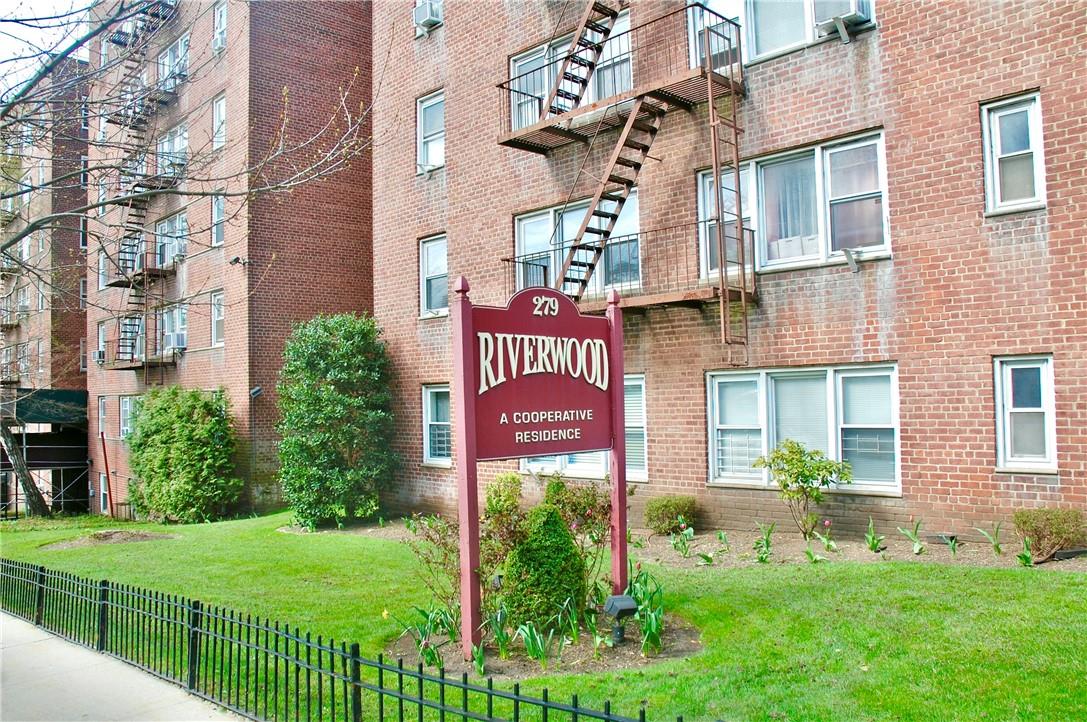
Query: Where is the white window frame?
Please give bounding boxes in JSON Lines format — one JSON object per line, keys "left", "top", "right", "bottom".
{"left": 981, "top": 93, "right": 1046, "bottom": 215}
{"left": 119, "top": 396, "right": 134, "bottom": 438}
{"left": 96, "top": 321, "right": 107, "bottom": 357}
{"left": 707, "top": 363, "right": 900, "bottom": 495}
{"left": 211, "top": 194, "right": 226, "bottom": 246}
{"left": 625, "top": 374, "right": 648, "bottom": 482}
{"left": 513, "top": 190, "right": 640, "bottom": 294}
{"left": 99, "top": 472, "right": 109, "bottom": 513}
{"left": 160, "top": 305, "right": 188, "bottom": 352}
{"left": 96, "top": 179, "right": 108, "bottom": 215}
{"left": 36, "top": 339, "right": 44, "bottom": 373}
{"left": 422, "top": 384, "right": 452, "bottom": 467}
{"left": 212, "top": 94, "right": 226, "bottom": 150}
{"left": 156, "top": 124, "right": 188, "bottom": 175}
{"left": 416, "top": 91, "right": 445, "bottom": 173}
{"left": 79, "top": 278, "right": 87, "bottom": 309}
{"left": 212, "top": 1, "right": 228, "bottom": 52}
{"left": 80, "top": 216, "right": 88, "bottom": 250}
{"left": 698, "top": 131, "right": 889, "bottom": 273}
{"left": 210, "top": 291, "right": 225, "bottom": 346}
{"left": 98, "top": 396, "right": 106, "bottom": 433}
{"left": 155, "top": 211, "right": 189, "bottom": 265}
{"left": 994, "top": 355, "right": 1056, "bottom": 472}
{"left": 157, "top": 34, "right": 190, "bottom": 91}
{"left": 80, "top": 338, "right": 87, "bottom": 372}
{"left": 97, "top": 252, "right": 109, "bottom": 289}
{"left": 419, "top": 235, "right": 448, "bottom": 317}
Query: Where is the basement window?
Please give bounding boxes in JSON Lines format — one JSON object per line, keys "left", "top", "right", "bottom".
{"left": 422, "top": 384, "right": 451, "bottom": 466}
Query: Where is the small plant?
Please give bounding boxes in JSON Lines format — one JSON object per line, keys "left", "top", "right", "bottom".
{"left": 753, "top": 522, "right": 775, "bottom": 563}
{"left": 1013, "top": 508, "right": 1086, "bottom": 563}
{"left": 753, "top": 440, "right": 852, "bottom": 539}
{"left": 626, "top": 564, "right": 666, "bottom": 656}
{"left": 471, "top": 644, "right": 486, "bottom": 676}
{"left": 639, "top": 603, "right": 665, "bottom": 656}
{"left": 812, "top": 527, "right": 839, "bottom": 554}
{"left": 897, "top": 519, "right": 925, "bottom": 555}
{"left": 715, "top": 530, "right": 730, "bottom": 553}
{"left": 975, "top": 522, "right": 1004, "bottom": 556}
{"left": 627, "top": 528, "right": 646, "bottom": 549}
{"left": 865, "top": 517, "right": 886, "bottom": 553}
{"left": 645, "top": 496, "right": 698, "bottom": 535}
{"left": 516, "top": 623, "right": 556, "bottom": 669}
{"left": 484, "top": 606, "right": 512, "bottom": 660}
{"left": 395, "top": 607, "right": 449, "bottom": 670}
{"left": 1017, "top": 538, "right": 1034, "bottom": 567}
{"left": 946, "top": 535, "right": 960, "bottom": 558}
{"left": 804, "top": 545, "right": 827, "bottom": 564}
{"left": 670, "top": 515, "right": 695, "bottom": 558}
{"left": 553, "top": 596, "right": 580, "bottom": 648}
{"left": 696, "top": 552, "right": 715, "bottom": 566}
{"left": 432, "top": 605, "right": 460, "bottom": 642}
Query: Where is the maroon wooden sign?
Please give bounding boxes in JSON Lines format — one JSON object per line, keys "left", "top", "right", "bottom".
{"left": 451, "top": 277, "right": 627, "bottom": 660}
{"left": 472, "top": 287, "right": 613, "bottom": 461}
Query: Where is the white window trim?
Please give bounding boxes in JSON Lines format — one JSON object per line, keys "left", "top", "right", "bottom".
{"left": 99, "top": 472, "right": 109, "bottom": 513}
{"left": 422, "top": 384, "right": 452, "bottom": 467}
{"left": 416, "top": 91, "right": 445, "bottom": 174}
{"left": 212, "top": 1, "right": 228, "bottom": 52}
{"left": 625, "top": 374, "right": 648, "bottom": 482}
{"left": 993, "top": 355, "right": 1057, "bottom": 473}
{"left": 119, "top": 396, "right": 134, "bottom": 438}
{"left": 981, "top": 93, "right": 1046, "bottom": 216}
{"left": 212, "top": 94, "right": 226, "bottom": 150}
{"left": 419, "top": 235, "right": 449, "bottom": 318}
{"left": 97, "top": 396, "right": 106, "bottom": 433}
{"left": 698, "top": 131, "right": 890, "bottom": 274}
{"left": 706, "top": 363, "right": 901, "bottom": 496}
{"left": 210, "top": 291, "right": 225, "bottom": 346}
{"left": 211, "top": 194, "right": 226, "bottom": 246}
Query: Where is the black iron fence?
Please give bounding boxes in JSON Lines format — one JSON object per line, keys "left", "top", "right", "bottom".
{"left": 0, "top": 559, "right": 678, "bottom": 722}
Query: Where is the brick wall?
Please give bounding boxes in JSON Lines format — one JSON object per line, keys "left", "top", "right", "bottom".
{"left": 371, "top": 0, "right": 1086, "bottom": 537}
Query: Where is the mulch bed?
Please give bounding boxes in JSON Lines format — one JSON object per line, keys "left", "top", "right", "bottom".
{"left": 42, "top": 529, "right": 178, "bottom": 551}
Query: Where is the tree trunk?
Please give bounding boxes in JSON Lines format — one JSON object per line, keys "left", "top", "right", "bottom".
{"left": 0, "top": 424, "right": 51, "bottom": 517}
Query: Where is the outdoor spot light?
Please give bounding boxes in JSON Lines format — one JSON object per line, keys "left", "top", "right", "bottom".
{"left": 603, "top": 594, "right": 637, "bottom": 645}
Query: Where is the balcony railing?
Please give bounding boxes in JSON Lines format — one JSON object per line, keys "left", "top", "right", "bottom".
{"left": 97, "top": 336, "right": 178, "bottom": 371}
{"left": 497, "top": 3, "right": 743, "bottom": 152}
{"left": 503, "top": 220, "right": 755, "bottom": 310}
{"left": 104, "top": 243, "right": 183, "bottom": 288}
{"left": 0, "top": 308, "right": 22, "bottom": 329}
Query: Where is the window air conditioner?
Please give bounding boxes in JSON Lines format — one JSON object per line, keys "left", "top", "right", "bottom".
{"left": 815, "top": 0, "right": 872, "bottom": 37}
{"left": 163, "top": 333, "right": 187, "bottom": 353}
{"left": 413, "top": 1, "right": 443, "bottom": 32}
{"left": 93, "top": 350, "right": 106, "bottom": 364}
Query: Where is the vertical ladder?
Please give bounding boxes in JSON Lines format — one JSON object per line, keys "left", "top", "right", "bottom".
{"left": 539, "top": 1, "right": 620, "bottom": 120}
{"left": 554, "top": 97, "right": 666, "bottom": 301}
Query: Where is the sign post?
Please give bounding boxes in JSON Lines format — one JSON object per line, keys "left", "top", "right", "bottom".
{"left": 450, "top": 278, "right": 627, "bottom": 660}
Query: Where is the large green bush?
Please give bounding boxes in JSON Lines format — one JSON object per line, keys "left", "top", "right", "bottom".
{"left": 277, "top": 313, "right": 397, "bottom": 529}
{"left": 128, "top": 386, "right": 242, "bottom": 523}
{"left": 503, "top": 503, "right": 584, "bottom": 627}
{"left": 645, "top": 495, "right": 698, "bottom": 535}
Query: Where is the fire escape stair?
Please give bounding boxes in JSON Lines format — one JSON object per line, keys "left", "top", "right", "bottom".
{"left": 540, "top": 1, "right": 620, "bottom": 121}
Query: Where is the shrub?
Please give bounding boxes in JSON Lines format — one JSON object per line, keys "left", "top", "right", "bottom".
{"left": 644, "top": 496, "right": 697, "bottom": 535}
{"left": 277, "top": 313, "right": 397, "bottom": 529}
{"left": 480, "top": 472, "right": 526, "bottom": 605}
{"left": 538, "top": 474, "right": 612, "bottom": 604}
{"left": 129, "top": 386, "right": 242, "bottom": 523}
{"left": 503, "top": 504, "right": 585, "bottom": 627}
{"left": 754, "top": 440, "right": 852, "bottom": 539}
{"left": 404, "top": 513, "right": 460, "bottom": 614}
{"left": 1012, "top": 508, "right": 1086, "bottom": 563}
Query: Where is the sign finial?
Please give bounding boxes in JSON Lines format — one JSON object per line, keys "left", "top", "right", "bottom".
{"left": 454, "top": 276, "right": 470, "bottom": 295}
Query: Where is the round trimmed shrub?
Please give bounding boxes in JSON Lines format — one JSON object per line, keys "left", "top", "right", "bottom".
{"left": 503, "top": 503, "right": 584, "bottom": 627}
{"left": 129, "top": 386, "right": 242, "bottom": 523}
{"left": 644, "top": 495, "right": 698, "bottom": 535}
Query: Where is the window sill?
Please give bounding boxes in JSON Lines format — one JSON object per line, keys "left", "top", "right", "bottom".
{"left": 416, "top": 165, "right": 445, "bottom": 178}
{"left": 994, "top": 466, "right": 1058, "bottom": 476}
{"left": 419, "top": 310, "right": 449, "bottom": 320}
{"left": 984, "top": 203, "right": 1046, "bottom": 219}
{"left": 422, "top": 459, "right": 452, "bottom": 469}
{"left": 707, "top": 478, "right": 766, "bottom": 489}
{"left": 708, "top": 479, "right": 902, "bottom": 498}
{"left": 756, "top": 249, "right": 891, "bottom": 276}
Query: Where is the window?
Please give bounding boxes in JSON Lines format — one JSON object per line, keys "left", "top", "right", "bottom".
{"left": 706, "top": 0, "right": 872, "bottom": 60}
{"left": 211, "top": 194, "right": 225, "bottom": 245}
{"left": 158, "top": 34, "right": 189, "bottom": 91}
{"left": 160, "top": 305, "right": 188, "bottom": 352}
{"left": 698, "top": 165, "right": 751, "bottom": 277}
{"left": 210, "top": 291, "right": 225, "bottom": 346}
{"left": 97, "top": 252, "right": 108, "bottom": 289}
{"left": 15, "top": 286, "right": 28, "bottom": 312}
{"left": 708, "top": 364, "right": 899, "bottom": 491}
{"left": 96, "top": 321, "right": 107, "bottom": 356}
{"left": 625, "top": 376, "right": 648, "bottom": 480}
{"left": 509, "top": 12, "right": 632, "bottom": 131}
{"left": 80, "top": 156, "right": 88, "bottom": 187}
{"left": 212, "top": 1, "right": 228, "bottom": 51}
{"left": 994, "top": 356, "right": 1056, "bottom": 471}
{"left": 98, "top": 116, "right": 107, "bottom": 143}
{"left": 422, "top": 385, "right": 451, "bottom": 465}
{"left": 155, "top": 211, "right": 188, "bottom": 264}
{"left": 416, "top": 91, "right": 445, "bottom": 172}
{"left": 36, "top": 339, "right": 44, "bottom": 372}
{"left": 99, "top": 38, "right": 108, "bottom": 68}
{"left": 982, "top": 94, "right": 1046, "bottom": 214}
{"left": 156, "top": 125, "right": 188, "bottom": 174}
{"left": 79, "top": 278, "right": 87, "bottom": 309}
{"left": 37, "top": 159, "right": 45, "bottom": 186}
{"left": 419, "top": 236, "right": 448, "bottom": 316}
{"left": 81, "top": 97, "right": 89, "bottom": 131}
{"left": 119, "top": 396, "right": 134, "bottom": 437}
{"left": 212, "top": 95, "right": 226, "bottom": 150}
{"left": 524, "top": 374, "right": 649, "bottom": 479}
{"left": 80, "top": 216, "right": 88, "bottom": 250}
{"left": 98, "top": 397, "right": 106, "bottom": 433}
{"left": 698, "top": 132, "right": 887, "bottom": 270}
{"left": 37, "top": 285, "right": 45, "bottom": 311}
{"left": 99, "top": 473, "right": 109, "bottom": 513}
{"left": 96, "top": 179, "right": 108, "bottom": 216}
{"left": 514, "top": 191, "right": 639, "bottom": 293}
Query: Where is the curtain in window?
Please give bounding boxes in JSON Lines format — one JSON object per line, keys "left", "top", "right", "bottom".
{"left": 763, "top": 155, "right": 817, "bottom": 260}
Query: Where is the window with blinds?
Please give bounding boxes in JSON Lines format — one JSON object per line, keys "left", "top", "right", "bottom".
{"left": 709, "top": 365, "right": 898, "bottom": 489}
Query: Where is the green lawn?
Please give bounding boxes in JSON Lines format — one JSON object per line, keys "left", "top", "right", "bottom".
{"left": 2, "top": 512, "right": 1084, "bottom": 721}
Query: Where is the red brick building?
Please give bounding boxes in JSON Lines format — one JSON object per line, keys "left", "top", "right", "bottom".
{"left": 85, "top": 0, "right": 372, "bottom": 514}
{"left": 1, "top": 59, "right": 89, "bottom": 515}
{"left": 371, "top": 0, "right": 1086, "bottom": 535}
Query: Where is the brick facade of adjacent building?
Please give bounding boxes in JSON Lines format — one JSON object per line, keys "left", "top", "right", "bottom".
{"left": 371, "top": 0, "right": 1086, "bottom": 536}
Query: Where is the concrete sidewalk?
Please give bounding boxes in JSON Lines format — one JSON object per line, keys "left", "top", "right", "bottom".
{"left": 1, "top": 613, "right": 243, "bottom": 721}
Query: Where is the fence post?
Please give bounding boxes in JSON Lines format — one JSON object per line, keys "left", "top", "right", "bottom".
{"left": 186, "top": 600, "right": 202, "bottom": 690}
{"left": 97, "top": 580, "right": 109, "bottom": 651}
{"left": 349, "top": 642, "right": 362, "bottom": 722}
{"left": 33, "top": 565, "right": 46, "bottom": 625}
